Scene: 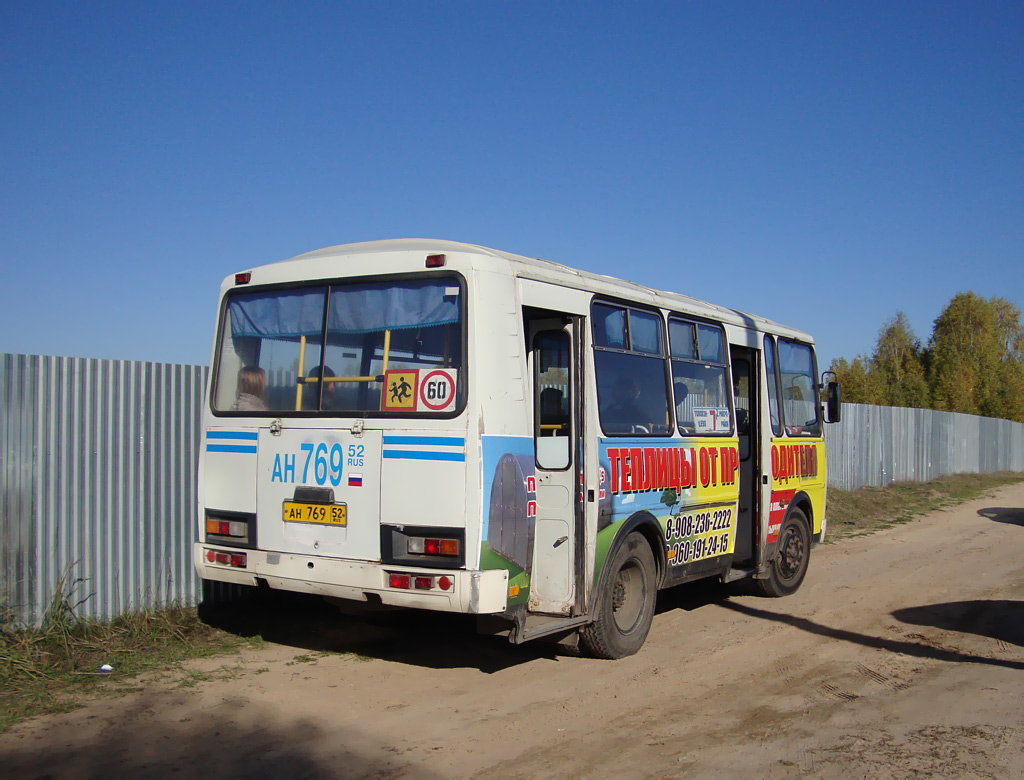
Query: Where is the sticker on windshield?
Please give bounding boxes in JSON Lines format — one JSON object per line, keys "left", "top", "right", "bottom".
{"left": 382, "top": 370, "right": 418, "bottom": 410}
{"left": 381, "top": 368, "right": 457, "bottom": 412}
{"left": 693, "top": 407, "right": 731, "bottom": 433}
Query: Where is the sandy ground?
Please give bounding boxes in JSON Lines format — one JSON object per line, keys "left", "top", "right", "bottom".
{"left": 2, "top": 485, "right": 1023, "bottom": 779}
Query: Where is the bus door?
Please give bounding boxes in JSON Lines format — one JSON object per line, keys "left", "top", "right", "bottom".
{"left": 729, "top": 346, "right": 760, "bottom": 564}
{"left": 526, "top": 314, "right": 583, "bottom": 616}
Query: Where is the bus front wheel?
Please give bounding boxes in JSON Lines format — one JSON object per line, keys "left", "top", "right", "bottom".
{"left": 758, "top": 508, "right": 810, "bottom": 597}
{"left": 581, "top": 532, "right": 656, "bottom": 659}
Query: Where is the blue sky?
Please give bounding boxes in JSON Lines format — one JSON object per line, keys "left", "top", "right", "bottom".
{"left": 2, "top": 1, "right": 1022, "bottom": 369}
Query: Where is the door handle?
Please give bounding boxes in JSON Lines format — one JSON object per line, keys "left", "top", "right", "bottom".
{"left": 553, "top": 536, "right": 568, "bottom": 548}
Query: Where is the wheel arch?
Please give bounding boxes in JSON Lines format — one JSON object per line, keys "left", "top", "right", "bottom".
{"left": 757, "top": 492, "right": 814, "bottom": 598}
{"left": 588, "top": 510, "right": 666, "bottom": 616}
{"left": 788, "top": 490, "right": 814, "bottom": 533}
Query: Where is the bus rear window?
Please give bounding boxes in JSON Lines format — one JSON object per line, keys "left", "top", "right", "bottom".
{"left": 213, "top": 277, "right": 463, "bottom": 415}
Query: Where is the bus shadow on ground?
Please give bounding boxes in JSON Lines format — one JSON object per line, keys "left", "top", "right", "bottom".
{"left": 0, "top": 695, "right": 433, "bottom": 780}
{"left": 717, "top": 600, "right": 1024, "bottom": 670}
{"left": 200, "top": 590, "right": 560, "bottom": 672}
{"left": 977, "top": 506, "right": 1024, "bottom": 526}
{"left": 654, "top": 577, "right": 740, "bottom": 615}
{"left": 892, "top": 600, "right": 1024, "bottom": 648}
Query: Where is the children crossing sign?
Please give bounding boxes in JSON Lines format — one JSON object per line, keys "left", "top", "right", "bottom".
{"left": 382, "top": 370, "right": 417, "bottom": 410}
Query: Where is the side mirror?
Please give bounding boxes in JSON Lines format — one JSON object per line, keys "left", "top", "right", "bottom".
{"left": 821, "top": 371, "right": 841, "bottom": 423}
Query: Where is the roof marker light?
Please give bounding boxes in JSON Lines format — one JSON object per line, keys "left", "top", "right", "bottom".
{"left": 235, "top": 272, "right": 252, "bottom": 285}
{"left": 425, "top": 254, "right": 446, "bottom": 268}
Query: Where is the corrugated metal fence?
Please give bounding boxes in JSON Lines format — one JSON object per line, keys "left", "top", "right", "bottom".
{"left": 2, "top": 353, "right": 1023, "bottom": 625}
{"left": 1, "top": 353, "right": 206, "bottom": 626}
{"left": 823, "top": 403, "right": 1024, "bottom": 491}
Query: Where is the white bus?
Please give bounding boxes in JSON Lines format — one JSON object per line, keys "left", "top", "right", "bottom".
{"left": 196, "top": 239, "right": 840, "bottom": 658}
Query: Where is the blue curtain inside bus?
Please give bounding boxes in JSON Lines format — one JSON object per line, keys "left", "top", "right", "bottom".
{"left": 229, "top": 279, "right": 459, "bottom": 340}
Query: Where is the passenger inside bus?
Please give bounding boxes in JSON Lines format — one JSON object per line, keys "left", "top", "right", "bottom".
{"left": 539, "top": 387, "right": 569, "bottom": 434}
{"left": 303, "top": 365, "right": 337, "bottom": 411}
{"left": 230, "top": 366, "right": 268, "bottom": 412}
{"left": 674, "top": 379, "right": 692, "bottom": 433}
{"left": 602, "top": 376, "right": 653, "bottom": 434}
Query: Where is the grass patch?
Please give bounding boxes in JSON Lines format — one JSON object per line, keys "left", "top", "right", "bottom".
{"left": 826, "top": 471, "right": 1024, "bottom": 543}
{"left": 285, "top": 652, "right": 324, "bottom": 666}
{"left": 0, "top": 596, "right": 257, "bottom": 733}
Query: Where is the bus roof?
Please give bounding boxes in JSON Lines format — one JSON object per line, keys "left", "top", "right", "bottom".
{"left": 253, "top": 238, "right": 814, "bottom": 343}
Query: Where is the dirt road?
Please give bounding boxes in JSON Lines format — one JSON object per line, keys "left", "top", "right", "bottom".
{"left": 3, "top": 485, "right": 1023, "bottom": 778}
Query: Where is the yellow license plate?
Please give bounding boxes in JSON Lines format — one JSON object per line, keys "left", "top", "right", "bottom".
{"left": 282, "top": 501, "right": 347, "bottom": 526}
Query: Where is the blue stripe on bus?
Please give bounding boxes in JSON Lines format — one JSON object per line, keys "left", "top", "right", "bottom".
{"left": 207, "top": 431, "right": 259, "bottom": 440}
{"left": 206, "top": 444, "right": 258, "bottom": 454}
{"left": 382, "top": 450, "right": 465, "bottom": 462}
{"left": 383, "top": 436, "right": 465, "bottom": 447}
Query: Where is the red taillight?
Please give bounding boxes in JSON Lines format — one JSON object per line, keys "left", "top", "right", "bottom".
{"left": 207, "top": 549, "right": 246, "bottom": 568}
{"left": 424, "top": 538, "right": 440, "bottom": 555}
{"left": 389, "top": 573, "right": 411, "bottom": 589}
{"left": 235, "top": 272, "right": 251, "bottom": 285}
{"left": 414, "top": 576, "right": 433, "bottom": 590}
{"left": 425, "top": 254, "right": 445, "bottom": 268}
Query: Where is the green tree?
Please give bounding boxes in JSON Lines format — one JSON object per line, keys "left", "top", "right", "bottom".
{"left": 828, "top": 355, "right": 883, "bottom": 405}
{"left": 927, "top": 292, "right": 1024, "bottom": 420}
{"left": 871, "top": 312, "right": 929, "bottom": 408}
{"left": 828, "top": 292, "right": 1024, "bottom": 423}
{"left": 990, "top": 298, "right": 1024, "bottom": 422}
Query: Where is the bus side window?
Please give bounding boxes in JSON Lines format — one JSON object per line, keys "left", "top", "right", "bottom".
{"left": 669, "top": 318, "right": 731, "bottom": 436}
{"left": 778, "top": 339, "right": 821, "bottom": 436}
{"left": 593, "top": 304, "right": 671, "bottom": 436}
{"left": 764, "top": 335, "right": 783, "bottom": 437}
{"left": 732, "top": 358, "right": 751, "bottom": 460}
{"left": 534, "top": 330, "right": 571, "bottom": 469}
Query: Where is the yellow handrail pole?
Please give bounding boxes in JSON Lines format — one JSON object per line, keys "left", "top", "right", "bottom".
{"left": 382, "top": 329, "right": 391, "bottom": 374}
{"left": 295, "top": 335, "right": 307, "bottom": 411}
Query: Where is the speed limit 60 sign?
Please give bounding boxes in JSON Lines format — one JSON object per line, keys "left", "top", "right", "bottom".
{"left": 419, "top": 369, "right": 457, "bottom": 411}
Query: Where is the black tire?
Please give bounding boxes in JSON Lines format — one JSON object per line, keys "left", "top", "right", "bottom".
{"left": 757, "top": 508, "right": 811, "bottom": 597}
{"left": 581, "top": 532, "right": 657, "bottom": 659}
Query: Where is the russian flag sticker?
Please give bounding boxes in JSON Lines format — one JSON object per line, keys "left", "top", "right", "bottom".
{"left": 348, "top": 474, "right": 363, "bottom": 487}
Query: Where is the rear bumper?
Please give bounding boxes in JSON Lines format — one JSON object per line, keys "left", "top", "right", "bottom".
{"left": 194, "top": 543, "right": 509, "bottom": 613}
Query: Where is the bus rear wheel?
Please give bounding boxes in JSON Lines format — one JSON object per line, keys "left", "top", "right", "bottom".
{"left": 757, "top": 508, "right": 810, "bottom": 597}
{"left": 581, "top": 532, "right": 656, "bottom": 659}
